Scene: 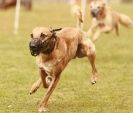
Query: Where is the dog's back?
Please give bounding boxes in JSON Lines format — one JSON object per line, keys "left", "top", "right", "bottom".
{"left": 57, "top": 27, "right": 83, "bottom": 40}
{"left": 56, "top": 27, "right": 83, "bottom": 59}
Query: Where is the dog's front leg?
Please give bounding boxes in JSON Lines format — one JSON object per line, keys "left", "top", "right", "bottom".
{"left": 38, "top": 74, "right": 60, "bottom": 112}
{"left": 38, "top": 65, "right": 63, "bottom": 112}
{"left": 40, "top": 69, "right": 50, "bottom": 89}
{"left": 30, "top": 69, "right": 50, "bottom": 95}
{"left": 79, "top": 39, "right": 97, "bottom": 84}
{"left": 87, "top": 19, "right": 98, "bottom": 38}
{"left": 92, "top": 30, "right": 101, "bottom": 42}
{"left": 30, "top": 78, "right": 41, "bottom": 95}
{"left": 92, "top": 26, "right": 112, "bottom": 42}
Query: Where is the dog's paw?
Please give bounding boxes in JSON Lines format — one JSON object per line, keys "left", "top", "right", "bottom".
{"left": 29, "top": 90, "right": 36, "bottom": 95}
{"left": 29, "top": 86, "right": 39, "bottom": 95}
{"left": 91, "top": 76, "right": 97, "bottom": 85}
{"left": 91, "top": 80, "right": 96, "bottom": 85}
{"left": 38, "top": 106, "right": 48, "bottom": 113}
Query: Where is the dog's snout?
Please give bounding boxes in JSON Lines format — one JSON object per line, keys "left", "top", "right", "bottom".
{"left": 29, "top": 39, "right": 42, "bottom": 56}
{"left": 91, "top": 9, "right": 99, "bottom": 17}
{"left": 30, "top": 38, "right": 40, "bottom": 45}
{"left": 29, "top": 41, "right": 36, "bottom": 48}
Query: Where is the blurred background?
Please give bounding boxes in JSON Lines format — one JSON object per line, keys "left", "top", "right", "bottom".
{"left": 0, "top": 0, "right": 133, "bottom": 34}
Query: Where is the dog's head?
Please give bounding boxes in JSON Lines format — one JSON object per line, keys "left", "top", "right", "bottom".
{"left": 29, "top": 27, "right": 62, "bottom": 56}
{"left": 90, "top": 0, "right": 107, "bottom": 18}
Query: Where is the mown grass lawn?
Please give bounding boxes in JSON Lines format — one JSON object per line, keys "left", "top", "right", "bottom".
{"left": 0, "top": 3, "right": 133, "bottom": 113}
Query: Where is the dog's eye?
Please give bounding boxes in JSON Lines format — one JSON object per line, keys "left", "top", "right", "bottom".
{"left": 40, "top": 33, "right": 47, "bottom": 38}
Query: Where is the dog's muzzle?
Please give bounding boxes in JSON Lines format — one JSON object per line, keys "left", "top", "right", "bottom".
{"left": 29, "top": 36, "right": 56, "bottom": 56}
{"left": 29, "top": 38, "right": 43, "bottom": 56}
{"left": 29, "top": 28, "right": 62, "bottom": 57}
{"left": 91, "top": 10, "right": 99, "bottom": 18}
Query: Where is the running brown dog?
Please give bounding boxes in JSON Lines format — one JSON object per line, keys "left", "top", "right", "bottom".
{"left": 88, "top": 0, "right": 133, "bottom": 42}
{"left": 29, "top": 27, "right": 97, "bottom": 112}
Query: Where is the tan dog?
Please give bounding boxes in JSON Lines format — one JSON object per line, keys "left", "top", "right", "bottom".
{"left": 29, "top": 27, "right": 97, "bottom": 112}
{"left": 88, "top": 0, "right": 133, "bottom": 42}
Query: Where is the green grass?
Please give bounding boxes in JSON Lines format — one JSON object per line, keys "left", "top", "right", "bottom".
{"left": 0, "top": 3, "right": 133, "bottom": 113}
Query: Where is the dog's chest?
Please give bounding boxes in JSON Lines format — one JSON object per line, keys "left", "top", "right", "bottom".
{"left": 36, "top": 53, "right": 64, "bottom": 76}
{"left": 98, "top": 20, "right": 106, "bottom": 27}
{"left": 36, "top": 55, "right": 54, "bottom": 76}
{"left": 98, "top": 14, "right": 113, "bottom": 27}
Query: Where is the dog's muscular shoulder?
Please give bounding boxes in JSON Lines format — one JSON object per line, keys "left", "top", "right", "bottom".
{"left": 56, "top": 27, "right": 83, "bottom": 58}
{"left": 56, "top": 27, "right": 82, "bottom": 41}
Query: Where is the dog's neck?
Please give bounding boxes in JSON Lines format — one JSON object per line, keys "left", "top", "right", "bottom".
{"left": 41, "top": 33, "right": 57, "bottom": 55}
{"left": 35, "top": 38, "right": 64, "bottom": 70}
{"left": 97, "top": 10, "right": 106, "bottom": 20}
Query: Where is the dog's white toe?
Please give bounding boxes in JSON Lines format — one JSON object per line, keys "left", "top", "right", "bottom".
{"left": 38, "top": 106, "right": 48, "bottom": 113}
{"left": 91, "top": 80, "right": 96, "bottom": 85}
{"left": 29, "top": 87, "right": 38, "bottom": 95}
{"left": 91, "top": 76, "right": 97, "bottom": 85}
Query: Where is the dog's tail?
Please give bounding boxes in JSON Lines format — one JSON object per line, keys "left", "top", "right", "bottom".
{"left": 72, "top": 5, "right": 83, "bottom": 23}
{"left": 119, "top": 14, "right": 133, "bottom": 28}
{"left": 77, "top": 9, "right": 83, "bottom": 23}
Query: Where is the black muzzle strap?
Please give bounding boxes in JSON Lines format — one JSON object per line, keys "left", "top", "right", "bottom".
{"left": 29, "top": 28, "right": 62, "bottom": 56}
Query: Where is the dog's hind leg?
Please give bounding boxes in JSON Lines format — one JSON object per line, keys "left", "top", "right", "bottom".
{"left": 86, "top": 40, "right": 97, "bottom": 84}
{"left": 87, "top": 40, "right": 97, "bottom": 84}
{"left": 88, "top": 53, "right": 97, "bottom": 85}
{"left": 78, "top": 39, "right": 97, "bottom": 84}
{"left": 87, "top": 41, "right": 97, "bottom": 85}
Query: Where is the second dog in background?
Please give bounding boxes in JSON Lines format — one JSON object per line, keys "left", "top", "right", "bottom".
{"left": 88, "top": 0, "right": 133, "bottom": 42}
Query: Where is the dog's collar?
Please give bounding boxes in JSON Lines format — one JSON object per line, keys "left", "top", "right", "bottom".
{"left": 41, "top": 33, "right": 57, "bottom": 54}
{"left": 41, "top": 28, "right": 62, "bottom": 54}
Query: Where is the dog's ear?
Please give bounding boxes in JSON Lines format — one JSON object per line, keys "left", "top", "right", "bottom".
{"left": 49, "top": 27, "right": 54, "bottom": 33}
{"left": 101, "top": 0, "right": 108, "bottom": 6}
{"left": 102, "top": 3, "right": 106, "bottom": 7}
{"left": 31, "top": 33, "right": 33, "bottom": 38}
{"left": 90, "top": 0, "right": 94, "bottom": 3}
{"left": 49, "top": 27, "right": 62, "bottom": 33}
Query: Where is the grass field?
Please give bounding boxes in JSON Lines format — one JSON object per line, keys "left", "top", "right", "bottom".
{"left": 0, "top": 3, "right": 133, "bottom": 113}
